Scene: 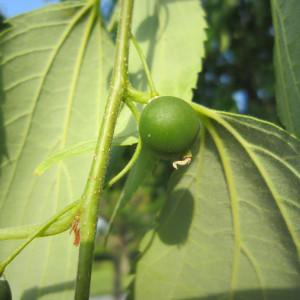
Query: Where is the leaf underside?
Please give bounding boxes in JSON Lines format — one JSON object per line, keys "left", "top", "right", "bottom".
{"left": 129, "top": 0, "right": 207, "bottom": 101}
{"left": 134, "top": 110, "right": 300, "bottom": 300}
{"left": 0, "top": 2, "right": 114, "bottom": 299}
{"left": 272, "top": 0, "right": 300, "bottom": 138}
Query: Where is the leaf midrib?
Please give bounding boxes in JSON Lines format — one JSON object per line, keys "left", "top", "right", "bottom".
{"left": 205, "top": 120, "right": 242, "bottom": 299}
{"left": 36, "top": 8, "right": 97, "bottom": 296}
{"left": 207, "top": 109, "right": 300, "bottom": 258}
{"left": 0, "top": 2, "right": 93, "bottom": 213}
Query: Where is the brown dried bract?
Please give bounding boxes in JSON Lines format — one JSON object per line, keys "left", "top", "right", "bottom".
{"left": 70, "top": 215, "right": 80, "bottom": 246}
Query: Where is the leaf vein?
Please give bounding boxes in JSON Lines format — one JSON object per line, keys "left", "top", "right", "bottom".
{"left": 0, "top": 2, "right": 93, "bottom": 211}
{"left": 205, "top": 120, "right": 241, "bottom": 300}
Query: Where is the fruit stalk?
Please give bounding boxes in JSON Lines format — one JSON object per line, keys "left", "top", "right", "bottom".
{"left": 74, "top": 0, "right": 134, "bottom": 299}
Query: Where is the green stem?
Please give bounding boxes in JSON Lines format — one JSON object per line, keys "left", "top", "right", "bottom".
{"left": 130, "top": 34, "right": 158, "bottom": 96}
{"left": 106, "top": 140, "right": 141, "bottom": 189}
{"left": 105, "top": 99, "right": 141, "bottom": 188}
{"left": 126, "top": 85, "right": 151, "bottom": 104}
{"left": 0, "top": 200, "right": 80, "bottom": 276}
{"left": 190, "top": 102, "right": 214, "bottom": 119}
{"left": 74, "top": 0, "right": 134, "bottom": 299}
{"left": 0, "top": 200, "right": 80, "bottom": 240}
{"left": 125, "top": 98, "right": 141, "bottom": 121}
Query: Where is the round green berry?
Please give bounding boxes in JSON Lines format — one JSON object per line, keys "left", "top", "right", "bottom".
{"left": 139, "top": 96, "right": 200, "bottom": 158}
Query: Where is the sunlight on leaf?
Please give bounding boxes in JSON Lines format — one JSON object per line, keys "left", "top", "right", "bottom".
{"left": 272, "top": 0, "right": 300, "bottom": 138}
{"left": 0, "top": 2, "right": 114, "bottom": 299}
{"left": 34, "top": 140, "right": 96, "bottom": 176}
{"left": 134, "top": 108, "right": 300, "bottom": 300}
{"left": 130, "top": 0, "right": 207, "bottom": 100}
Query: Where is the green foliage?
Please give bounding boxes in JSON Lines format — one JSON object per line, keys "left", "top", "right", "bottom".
{"left": 1, "top": 0, "right": 300, "bottom": 299}
{"left": 134, "top": 109, "right": 300, "bottom": 299}
{"left": 272, "top": 0, "right": 300, "bottom": 138}
{"left": 196, "top": 0, "right": 275, "bottom": 120}
{"left": 129, "top": 0, "right": 207, "bottom": 100}
{"left": 0, "top": 2, "right": 113, "bottom": 299}
{"left": 34, "top": 140, "right": 97, "bottom": 176}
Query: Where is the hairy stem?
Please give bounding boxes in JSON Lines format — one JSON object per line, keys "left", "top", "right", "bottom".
{"left": 74, "top": 0, "right": 134, "bottom": 299}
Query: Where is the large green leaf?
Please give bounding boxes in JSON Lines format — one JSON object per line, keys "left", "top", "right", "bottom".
{"left": 134, "top": 109, "right": 300, "bottom": 299}
{"left": 272, "top": 0, "right": 300, "bottom": 138}
{"left": 129, "top": 0, "right": 207, "bottom": 100}
{"left": 0, "top": 2, "right": 114, "bottom": 299}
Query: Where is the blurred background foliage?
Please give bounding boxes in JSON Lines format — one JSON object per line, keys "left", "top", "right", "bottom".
{"left": 194, "top": 0, "right": 276, "bottom": 122}
{"left": 0, "top": 0, "right": 277, "bottom": 298}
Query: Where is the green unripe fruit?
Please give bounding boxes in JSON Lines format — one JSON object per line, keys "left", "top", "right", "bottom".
{"left": 139, "top": 96, "right": 200, "bottom": 158}
{"left": 0, "top": 276, "right": 12, "bottom": 300}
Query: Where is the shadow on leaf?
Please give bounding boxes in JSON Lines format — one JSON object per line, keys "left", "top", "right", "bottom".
{"left": 158, "top": 188, "right": 194, "bottom": 245}
{"left": 135, "top": 15, "right": 159, "bottom": 42}
{"left": 21, "top": 280, "right": 75, "bottom": 300}
{"left": 181, "top": 287, "right": 300, "bottom": 300}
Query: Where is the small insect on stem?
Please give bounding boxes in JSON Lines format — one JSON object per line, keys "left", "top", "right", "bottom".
{"left": 70, "top": 215, "right": 81, "bottom": 246}
{"left": 172, "top": 155, "right": 192, "bottom": 169}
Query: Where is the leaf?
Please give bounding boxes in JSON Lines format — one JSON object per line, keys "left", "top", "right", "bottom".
{"left": 34, "top": 130, "right": 138, "bottom": 177}
{"left": 272, "top": 0, "right": 300, "bottom": 138}
{"left": 35, "top": 99, "right": 139, "bottom": 176}
{"left": 34, "top": 139, "right": 96, "bottom": 176}
{"left": 129, "top": 0, "right": 207, "bottom": 100}
{"left": 134, "top": 108, "right": 300, "bottom": 300}
{"left": 0, "top": 2, "right": 114, "bottom": 299}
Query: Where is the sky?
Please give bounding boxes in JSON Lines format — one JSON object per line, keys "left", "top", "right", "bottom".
{"left": 0, "top": 0, "right": 113, "bottom": 20}
{"left": 0, "top": 0, "right": 59, "bottom": 18}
